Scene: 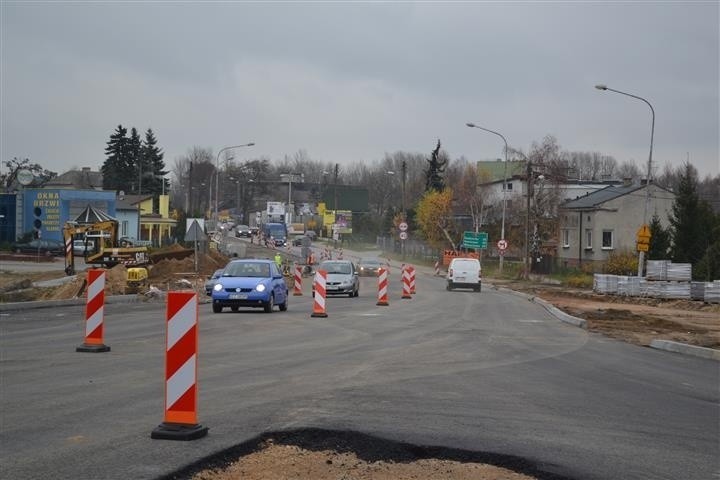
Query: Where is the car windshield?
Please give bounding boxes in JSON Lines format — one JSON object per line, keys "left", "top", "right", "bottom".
{"left": 321, "top": 262, "right": 351, "bottom": 274}
{"left": 224, "top": 262, "right": 270, "bottom": 277}
{"left": 360, "top": 259, "right": 381, "bottom": 266}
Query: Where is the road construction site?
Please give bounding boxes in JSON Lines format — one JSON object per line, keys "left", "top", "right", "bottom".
{"left": 0, "top": 238, "right": 718, "bottom": 480}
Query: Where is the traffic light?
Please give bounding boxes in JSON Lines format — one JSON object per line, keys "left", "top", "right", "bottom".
{"left": 33, "top": 207, "right": 42, "bottom": 239}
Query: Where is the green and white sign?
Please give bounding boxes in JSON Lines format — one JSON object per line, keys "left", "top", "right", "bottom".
{"left": 463, "top": 231, "right": 488, "bottom": 249}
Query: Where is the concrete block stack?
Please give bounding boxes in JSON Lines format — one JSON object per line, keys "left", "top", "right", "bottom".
{"left": 593, "top": 274, "right": 618, "bottom": 294}
{"left": 704, "top": 282, "right": 720, "bottom": 303}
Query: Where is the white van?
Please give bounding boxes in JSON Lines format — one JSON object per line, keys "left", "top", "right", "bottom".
{"left": 446, "top": 257, "right": 482, "bottom": 292}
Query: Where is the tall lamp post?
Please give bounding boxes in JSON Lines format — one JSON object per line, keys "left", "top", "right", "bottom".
{"left": 388, "top": 161, "right": 407, "bottom": 258}
{"left": 595, "top": 84, "right": 655, "bottom": 277}
{"left": 215, "top": 143, "right": 254, "bottom": 224}
{"left": 466, "top": 122, "right": 509, "bottom": 274}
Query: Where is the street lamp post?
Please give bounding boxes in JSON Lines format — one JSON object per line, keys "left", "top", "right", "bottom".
{"left": 466, "top": 122, "right": 509, "bottom": 274}
{"left": 280, "top": 173, "right": 304, "bottom": 224}
{"left": 595, "top": 84, "right": 655, "bottom": 277}
{"left": 215, "top": 143, "right": 254, "bottom": 225}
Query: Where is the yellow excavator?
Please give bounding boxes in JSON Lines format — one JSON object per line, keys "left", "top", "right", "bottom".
{"left": 62, "top": 220, "right": 150, "bottom": 287}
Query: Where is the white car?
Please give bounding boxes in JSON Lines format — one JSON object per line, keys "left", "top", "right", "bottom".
{"left": 446, "top": 257, "right": 482, "bottom": 292}
{"left": 72, "top": 239, "right": 95, "bottom": 256}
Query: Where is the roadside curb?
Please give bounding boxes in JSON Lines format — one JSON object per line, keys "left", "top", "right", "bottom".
{"left": 0, "top": 294, "right": 162, "bottom": 312}
{"left": 649, "top": 340, "right": 720, "bottom": 361}
{"left": 494, "top": 286, "right": 587, "bottom": 329}
{"left": 494, "top": 285, "right": 719, "bottom": 361}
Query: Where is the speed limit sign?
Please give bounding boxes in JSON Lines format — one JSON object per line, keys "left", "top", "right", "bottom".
{"left": 399, "top": 222, "right": 408, "bottom": 232}
{"left": 497, "top": 239, "right": 508, "bottom": 251}
{"left": 399, "top": 231, "right": 408, "bottom": 240}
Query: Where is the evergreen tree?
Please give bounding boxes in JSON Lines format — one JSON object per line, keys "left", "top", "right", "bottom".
{"left": 102, "top": 125, "right": 132, "bottom": 193}
{"left": 425, "top": 139, "right": 447, "bottom": 192}
{"left": 694, "top": 219, "right": 720, "bottom": 281}
{"left": 648, "top": 214, "right": 671, "bottom": 260}
{"left": 141, "top": 128, "right": 167, "bottom": 195}
{"left": 669, "top": 163, "right": 712, "bottom": 267}
{"left": 128, "top": 127, "right": 143, "bottom": 194}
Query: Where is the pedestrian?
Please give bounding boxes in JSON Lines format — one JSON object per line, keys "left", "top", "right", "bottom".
{"left": 274, "top": 252, "right": 282, "bottom": 269}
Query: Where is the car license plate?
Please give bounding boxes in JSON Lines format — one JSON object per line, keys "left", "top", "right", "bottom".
{"left": 229, "top": 293, "right": 247, "bottom": 300}
{"left": 455, "top": 276, "right": 465, "bottom": 282}
{"left": 327, "top": 286, "right": 338, "bottom": 290}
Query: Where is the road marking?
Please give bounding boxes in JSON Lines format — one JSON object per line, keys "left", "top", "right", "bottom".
{"left": 517, "top": 319, "right": 544, "bottom": 323}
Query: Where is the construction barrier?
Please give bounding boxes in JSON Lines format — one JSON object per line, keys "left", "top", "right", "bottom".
{"left": 311, "top": 269, "right": 328, "bottom": 318}
{"left": 293, "top": 264, "right": 303, "bottom": 296}
{"left": 434, "top": 261, "right": 441, "bottom": 276}
{"left": 77, "top": 269, "right": 110, "bottom": 353}
{"left": 376, "top": 267, "right": 389, "bottom": 306}
{"left": 408, "top": 266, "right": 416, "bottom": 294}
{"left": 151, "top": 291, "right": 208, "bottom": 440}
{"left": 442, "top": 249, "right": 479, "bottom": 266}
{"left": 401, "top": 266, "right": 412, "bottom": 299}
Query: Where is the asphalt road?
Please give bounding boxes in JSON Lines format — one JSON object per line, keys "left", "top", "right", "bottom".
{"left": 1, "top": 268, "right": 718, "bottom": 480}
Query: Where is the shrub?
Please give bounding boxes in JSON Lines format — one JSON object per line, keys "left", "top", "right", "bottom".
{"left": 565, "top": 274, "right": 593, "bottom": 288}
{"left": 604, "top": 250, "right": 639, "bottom": 275}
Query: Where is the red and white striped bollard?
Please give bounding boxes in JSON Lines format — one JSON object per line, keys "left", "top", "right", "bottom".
{"left": 151, "top": 291, "right": 208, "bottom": 440}
{"left": 401, "top": 265, "right": 412, "bottom": 299}
{"left": 409, "top": 266, "right": 416, "bottom": 294}
{"left": 376, "top": 267, "right": 389, "bottom": 306}
{"left": 77, "top": 269, "right": 110, "bottom": 353}
{"left": 293, "top": 263, "right": 303, "bottom": 296}
{"left": 311, "top": 270, "right": 328, "bottom": 318}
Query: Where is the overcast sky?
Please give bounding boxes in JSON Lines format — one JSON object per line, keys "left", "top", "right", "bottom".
{"left": 2, "top": 2, "right": 718, "bottom": 180}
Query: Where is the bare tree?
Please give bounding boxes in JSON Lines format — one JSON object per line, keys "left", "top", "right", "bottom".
{"left": 1, "top": 157, "right": 56, "bottom": 191}
{"left": 171, "top": 146, "right": 214, "bottom": 215}
{"left": 616, "top": 159, "right": 641, "bottom": 181}
{"left": 455, "top": 163, "right": 492, "bottom": 233}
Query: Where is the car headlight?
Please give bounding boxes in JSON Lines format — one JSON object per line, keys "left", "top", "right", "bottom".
{"left": 213, "top": 283, "right": 223, "bottom": 291}
{"left": 256, "top": 284, "right": 266, "bottom": 292}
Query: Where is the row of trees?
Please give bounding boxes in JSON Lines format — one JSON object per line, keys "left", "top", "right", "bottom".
{"left": 102, "top": 125, "right": 168, "bottom": 196}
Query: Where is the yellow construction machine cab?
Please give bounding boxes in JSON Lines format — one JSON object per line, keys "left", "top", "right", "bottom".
{"left": 63, "top": 220, "right": 149, "bottom": 276}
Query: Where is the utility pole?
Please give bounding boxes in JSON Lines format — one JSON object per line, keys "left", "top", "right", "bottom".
{"left": 525, "top": 161, "right": 532, "bottom": 280}
{"left": 333, "top": 163, "right": 339, "bottom": 247}
{"left": 401, "top": 159, "right": 407, "bottom": 260}
{"left": 333, "top": 163, "right": 339, "bottom": 211}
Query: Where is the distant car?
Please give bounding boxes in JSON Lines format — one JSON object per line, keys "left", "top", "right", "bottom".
{"left": 12, "top": 239, "right": 64, "bottom": 256}
{"left": 446, "top": 257, "right": 482, "bottom": 292}
{"left": 211, "top": 259, "right": 288, "bottom": 313}
{"left": 292, "top": 235, "right": 311, "bottom": 247}
{"left": 313, "top": 260, "right": 359, "bottom": 297}
{"left": 357, "top": 257, "right": 383, "bottom": 276}
{"left": 204, "top": 269, "right": 224, "bottom": 296}
{"left": 72, "top": 239, "right": 96, "bottom": 256}
{"left": 235, "top": 225, "right": 252, "bottom": 237}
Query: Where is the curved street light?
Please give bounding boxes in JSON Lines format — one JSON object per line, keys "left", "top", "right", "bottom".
{"left": 215, "top": 143, "right": 255, "bottom": 223}
{"left": 466, "top": 122, "right": 509, "bottom": 273}
{"left": 595, "top": 84, "right": 655, "bottom": 277}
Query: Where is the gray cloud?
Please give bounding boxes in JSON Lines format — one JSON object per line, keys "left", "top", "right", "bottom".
{"left": 1, "top": 2, "right": 717, "bottom": 177}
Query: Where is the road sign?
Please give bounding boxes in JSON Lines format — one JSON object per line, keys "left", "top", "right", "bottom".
{"left": 637, "top": 242, "right": 649, "bottom": 252}
{"left": 637, "top": 224, "right": 651, "bottom": 244}
{"left": 399, "top": 231, "right": 408, "bottom": 240}
{"left": 463, "top": 231, "right": 488, "bottom": 249}
{"left": 399, "top": 222, "right": 408, "bottom": 232}
{"left": 497, "top": 239, "right": 508, "bottom": 251}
